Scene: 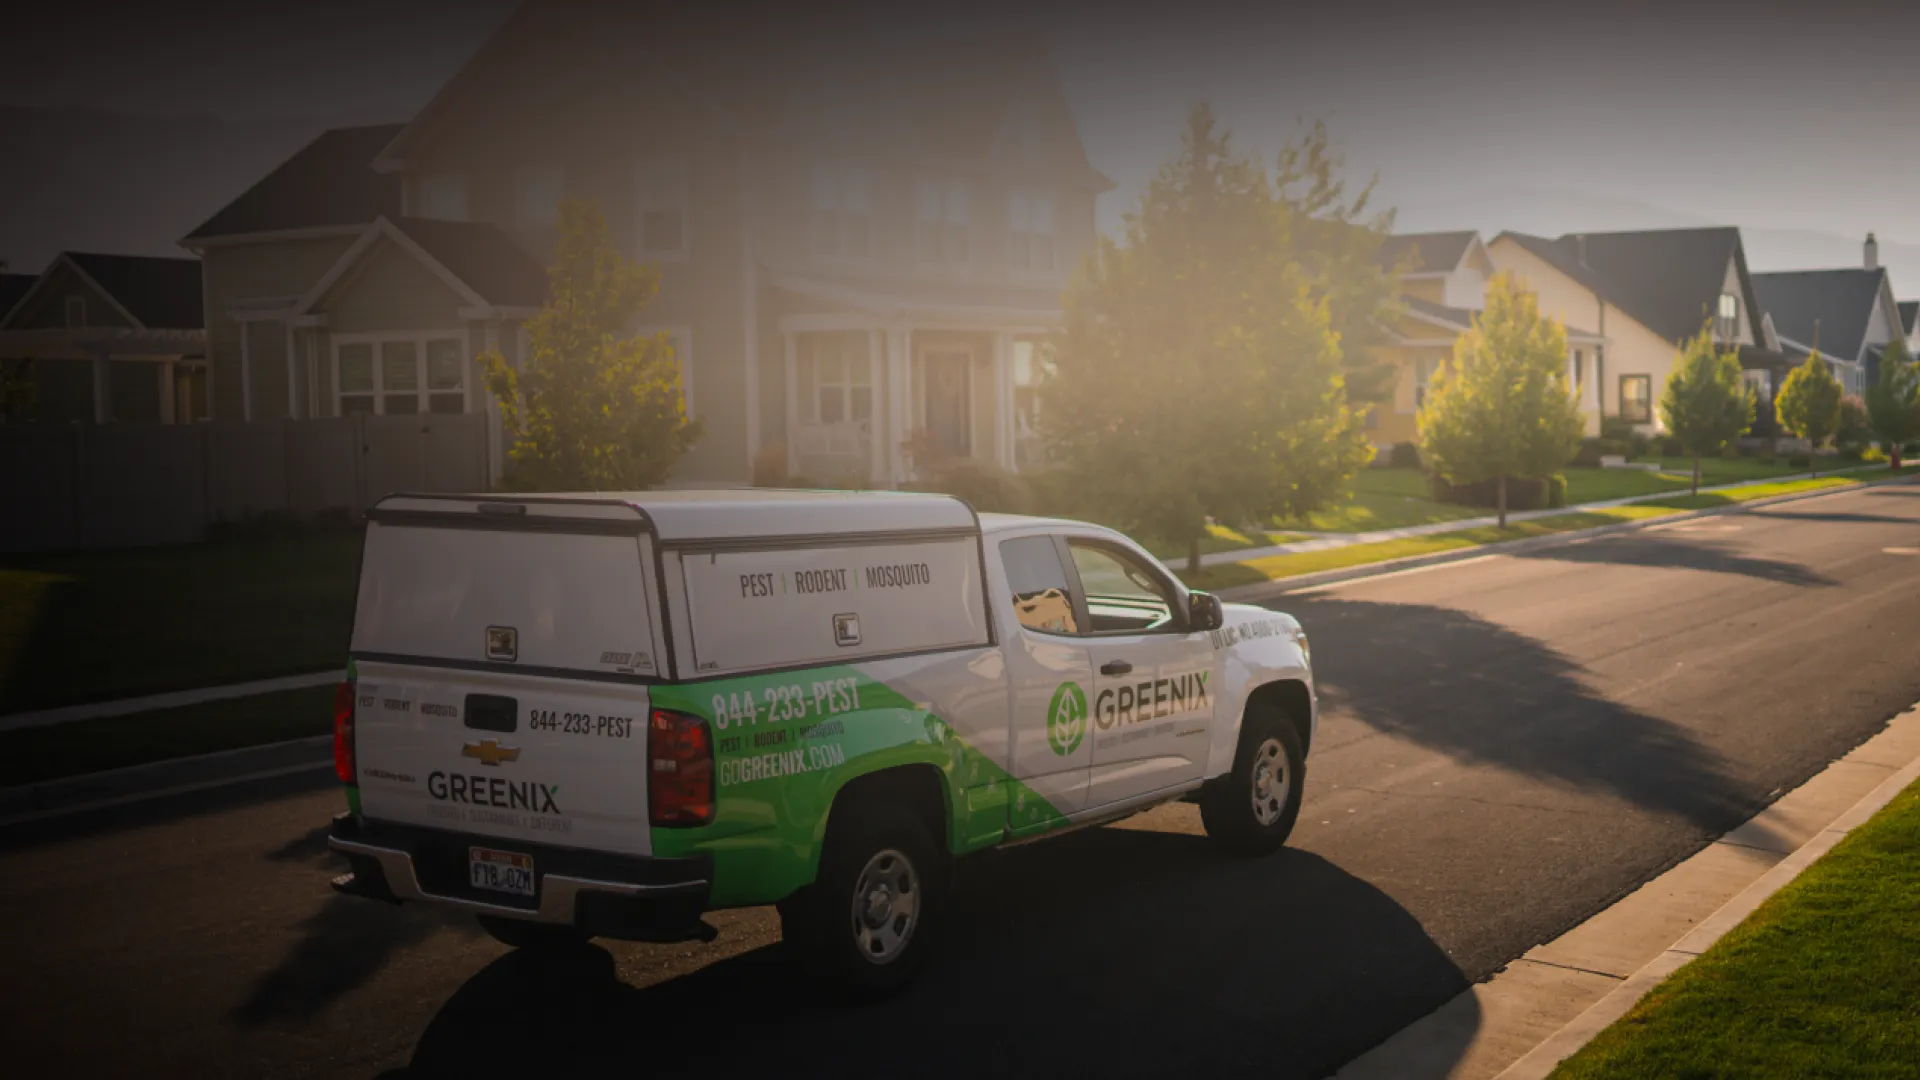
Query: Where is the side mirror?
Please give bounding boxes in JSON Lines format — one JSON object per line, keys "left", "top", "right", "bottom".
{"left": 1188, "top": 590, "right": 1225, "bottom": 633}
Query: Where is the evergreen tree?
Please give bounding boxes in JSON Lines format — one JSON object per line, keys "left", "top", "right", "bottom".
{"left": 1417, "top": 272, "right": 1585, "bottom": 527}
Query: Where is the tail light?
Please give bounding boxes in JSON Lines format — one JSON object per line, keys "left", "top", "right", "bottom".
{"left": 333, "top": 681, "right": 357, "bottom": 784}
{"left": 649, "top": 708, "right": 714, "bottom": 826}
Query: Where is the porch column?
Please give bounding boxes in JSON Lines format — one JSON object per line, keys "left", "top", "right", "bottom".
{"left": 89, "top": 347, "right": 111, "bottom": 424}
{"left": 159, "top": 360, "right": 177, "bottom": 424}
{"left": 239, "top": 321, "right": 254, "bottom": 422}
{"left": 285, "top": 322, "right": 299, "bottom": 420}
{"left": 484, "top": 321, "right": 504, "bottom": 486}
{"left": 885, "top": 327, "right": 909, "bottom": 483}
{"left": 992, "top": 330, "right": 1014, "bottom": 469}
{"left": 783, "top": 332, "right": 800, "bottom": 474}
{"left": 867, "top": 329, "right": 884, "bottom": 484}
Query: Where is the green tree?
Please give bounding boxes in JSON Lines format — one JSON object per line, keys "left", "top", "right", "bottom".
{"left": 1041, "top": 104, "right": 1372, "bottom": 573}
{"left": 1659, "top": 326, "right": 1755, "bottom": 494}
{"left": 1417, "top": 272, "right": 1585, "bottom": 527}
{"left": 1866, "top": 337, "right": 1920, "bottom": 469}
{"left": 1774, "top": 351, "right": 1844, "bottom": 477}
{"left": 477, "top": 197, "right": 699, "bottom": 490}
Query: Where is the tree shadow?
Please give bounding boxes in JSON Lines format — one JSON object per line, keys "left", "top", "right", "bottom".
{"left": 1288, "top": 596, "right": 1786, "bottom": 843}
{"left": 379, "top": 833, "right": 1471, "bottom": 1080}
{"left": 1739, "top": 509, "right": 1915, "bottom": 526}
{"left": 1508, "top": 532, "right": 1835, "bottom": 588}
{"left": 1863, "top": 487, "right": 1920, "bottom": 496}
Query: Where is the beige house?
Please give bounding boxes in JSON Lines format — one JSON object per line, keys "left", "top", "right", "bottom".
{"left": 1488, "top": 228, "right": 1780, "bottom": 434}
{"left": 181, "top": 3, "right": 1112, "bottom": 488}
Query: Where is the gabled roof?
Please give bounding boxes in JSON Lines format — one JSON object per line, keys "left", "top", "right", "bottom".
{"left": 184, "top": 123, "right": 405, "bottom": 243}
{"left": 0, "top": 273, "right": 33, "bottom": 317}
{"left": 1379, "top": 231, "right": 1477, "bottom": 275}
{"left": 1901, "top": 300, "right": 1918, "bottom": 337}
{"left": 1397, "top": 295, "right": 1599, "bottom": 342}
{"left": 2, "top": 253, "right": 202, "bottom": 330}
{"left": 1493, "top": 227, "right": 1757, "bottom": 345}
{"left": 1751, "top": 268, "right": 1886, "bottom": 366}
{"left": 294, "top": 217, "right": 547, "bottom": 317}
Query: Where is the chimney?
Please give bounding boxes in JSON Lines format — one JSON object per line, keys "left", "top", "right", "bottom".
{"left": 1865, "top": 232, "right": 1879, "bottom": 270}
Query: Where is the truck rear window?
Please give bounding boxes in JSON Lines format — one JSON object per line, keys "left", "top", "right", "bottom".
{"left": 678, "top": 535, "right": 989, "bottom": 675}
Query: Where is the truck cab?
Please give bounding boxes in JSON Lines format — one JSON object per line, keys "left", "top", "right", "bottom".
{"left": 328, "top": 490, "right": 1314, "bottom": 992}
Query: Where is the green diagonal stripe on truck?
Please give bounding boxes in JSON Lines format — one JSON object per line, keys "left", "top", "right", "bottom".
{"left": 649, "top": 664, "right": 1067, "bottom": 907}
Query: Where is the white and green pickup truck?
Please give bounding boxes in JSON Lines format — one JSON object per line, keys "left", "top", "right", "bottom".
{"left": 328, "top": 489, "right": 1314, "bottom": 992}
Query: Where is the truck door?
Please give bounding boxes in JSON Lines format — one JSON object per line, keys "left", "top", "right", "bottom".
{"left": 997, "top": 534, "right": 1097, "bottom": 838}
{"left": 1068, "top": 537, "right": 1219, "bottom": 809}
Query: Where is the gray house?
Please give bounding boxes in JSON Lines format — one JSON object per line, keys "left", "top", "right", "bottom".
{"left": 1751, "top": 235, "right": 1908, "bottom": 398}
{"left": 182, "top": 1, "right": 1112, "bottom": 487}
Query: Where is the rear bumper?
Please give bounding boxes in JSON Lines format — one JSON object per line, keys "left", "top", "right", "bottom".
{"left": 327, "top": 813, "right": 714, "bottom": 942}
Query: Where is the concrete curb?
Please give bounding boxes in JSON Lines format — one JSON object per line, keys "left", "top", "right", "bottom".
{"left": 1493, "top": 744, "right": 1920, "bottom": 1079}
{"left": 0, "top": 670, "right": 341, "bottom": 733}
{"left": 1217, "top": 472, "right": 1919, "bottom": 604}
{"left": 0, "top": 735, "right": 333, "bottom": 826}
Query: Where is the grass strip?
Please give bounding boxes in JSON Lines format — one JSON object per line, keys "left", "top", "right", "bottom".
{"left": 1549, "top": 777, "right": 1920, "bottom": 1079}
{"left": 0, "top": 686, "right": 334, "bottom": 788}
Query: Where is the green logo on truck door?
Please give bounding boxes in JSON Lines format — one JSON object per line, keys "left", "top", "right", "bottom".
{"left": 1047, "top": 681, "right": 1088, "bottom": 756}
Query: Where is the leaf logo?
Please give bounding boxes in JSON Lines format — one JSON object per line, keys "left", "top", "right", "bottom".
{"left": 1047, "top": 681, "right": 1088, "bottom": 756}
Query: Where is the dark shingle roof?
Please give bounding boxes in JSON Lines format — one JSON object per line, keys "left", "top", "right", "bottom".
{"left": 1495, "top": 228, "right": 1751, "bottom": 345}
{"left": 390, "top": 218, "right": 548, "bottom": 307}
{"left": 65, "top": 253, "right": 203, "bottom": 328}
{"left": 185, "top": 123, "right": 404, "bottom": 242}
{"left": 0, "top": 273, "right": 34, "bottom": 318}
{"left": 1900, "top": 300, "right": 1918, "bottom": 337}
{"left": 1379, "top": 231, "right": 1476, "bottom": 274}
{"left": 1751, "top": 269, "right": 1886, "bottom": 365}
{"left": 1401, "top": 295, "right": 1596, "bottom": 339}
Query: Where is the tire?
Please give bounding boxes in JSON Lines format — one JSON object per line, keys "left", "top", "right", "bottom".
{"left": 477, "top": 914, "right": 590, "bottom": 952}
{"left": 1201, "top": 709, "right": 1306, "bottom": 855}
{"left": 778, "top": 800, "right": 949, "bottom": 997}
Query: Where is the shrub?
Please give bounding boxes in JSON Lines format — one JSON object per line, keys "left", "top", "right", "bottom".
{"left": 1836, "top": 394, "right": 1871, "bottom": 450}
{"left": 911, "top": 458, "right": 1033, "bottom": 514}
{"left": 1786, "top": 453, "right": 1812, "bottom": 468}
{"left": 1430, "top": 473, "right": 1565, "bottom": 512}
{"left": 1388, "top": 441, "right": 1421, "bottom": 469}
{"left": 1657, "top": 433, "right": 1686, "bottom": 457}
{"left": 1862, "top": 446, "right": 1889, "bottom": 464}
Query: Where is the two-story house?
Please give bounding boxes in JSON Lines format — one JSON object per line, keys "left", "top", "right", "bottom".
{"left": 1487, "top": 227, "right": 1783, "bottom": 434}
{"left": 1751, "top": 235, "right": 1908, "bottom": 398}
{"left": 1368, "top": 230, "right": 1602, "bottom": 450}
{"left": 182, "top": 1, "right": 1111, "bottom": 489}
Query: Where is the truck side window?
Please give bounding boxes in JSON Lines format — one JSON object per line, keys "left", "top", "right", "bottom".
{"left": 1067, "top": 542, "right": 1177, "bottom": 633}
{"left": 999, "top": 536, "right": 1080, "bottom": 635}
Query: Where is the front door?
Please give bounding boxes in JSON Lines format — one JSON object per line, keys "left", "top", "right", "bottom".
{"left": 997, "top": 533, "right": 1096, "bottom": 838}
{"left": 919, "top": 349, "right": 972, "bottom": 458}
{"left": 1066, "top": 537, "right": 1220, "bottom": 809}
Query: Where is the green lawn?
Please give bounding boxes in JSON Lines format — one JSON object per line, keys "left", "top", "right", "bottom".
{"left": 0, "top": 532, "right": 362, "bottom": 714}
{"left": 1562, "top": 457, "right": 1833, "bottom": 504}
{"left": 0, "top": 685, "right": 335, "bottom": 788}
{"left": 1274, "top": 468, "right": 1487, "bottom": 533}
{"left": 1549, "top": 777, "right": 1920, "bottom": 1079}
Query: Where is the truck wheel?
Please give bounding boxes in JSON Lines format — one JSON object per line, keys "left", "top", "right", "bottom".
{"left": 476, "top": 914, "right": 589, "bottom": 952}
{"left": 1201, "top": 711, "right": 1305, "bottom": 855}
{"left": 779, "top": 803, "right": 949, "bottom": 997}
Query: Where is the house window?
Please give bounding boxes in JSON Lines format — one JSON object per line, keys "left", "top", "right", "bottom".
{"left": 916, "top": 177, "right": 971, "bottom": 265}
{"left": 809, "top": 165, "right": 872, "bottom": 259}
{"left": 1008, "top": 190, "right": 1056, "bottom": 273}
{"left": 413, "top": 172, "right": 468, "bottom": 221}
{"left": 640, "top": 325, "right": 694, "bottom": 417}
{"left": 635, "top": 157, "right": 689, "bottom": 258}
{"left": 334, "top": 334, "right": 467, "bottom": 416}
{"left": 1716, "top": 292, "right": 1739, "bottom": 340}
{"left": 1414, "top": 355, "right": 1438, "bottom": 409}
{"left": 514, "top": 164, "right": 565, "bottom": 226}
{"left": 1619, "top": 374, "right": 1652, "bottom": 423}
{"left": 64, "top": 296, "right": 87, "bottom": 328}
{"left": 1742, "top": 369, "right": 1772, "bottom": 401}
{"left": 811, "top": 335, "right": 872, "bottom": 428}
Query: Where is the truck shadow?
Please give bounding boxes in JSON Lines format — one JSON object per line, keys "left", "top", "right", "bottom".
{"left": 383, "top": 833, "right": 1472, "bottom": 1080}
{"left": 1510, "top": 531, "right": 1836, "bottom": 587}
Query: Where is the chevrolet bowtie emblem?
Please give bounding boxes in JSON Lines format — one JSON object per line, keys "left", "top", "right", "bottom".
{"left": 461, "top": 739, "right": 521, "bottom": 767}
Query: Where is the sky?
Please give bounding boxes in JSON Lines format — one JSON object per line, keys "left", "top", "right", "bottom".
{"left": 2, "top": 0, "right": 1916, "bottom": 289}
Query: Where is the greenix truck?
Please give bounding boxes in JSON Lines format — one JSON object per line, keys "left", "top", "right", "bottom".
{"left": 327, "top": 490, "right": 1315, "bottom": 993}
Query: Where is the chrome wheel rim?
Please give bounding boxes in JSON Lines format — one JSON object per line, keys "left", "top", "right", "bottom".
{"left": 1250, "top": 738, "right": 1290, "bottom": 826}
{"left": 850, "top": 848, "right": 919, "bottom": 964}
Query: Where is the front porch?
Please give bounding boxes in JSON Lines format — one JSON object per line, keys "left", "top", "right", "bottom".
{"left": 0, "top": 327, "right": 209, "bottom": 424}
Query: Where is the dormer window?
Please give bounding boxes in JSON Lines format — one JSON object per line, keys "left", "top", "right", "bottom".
{"left": 412, "top": 172, "right": 468, "bottom": 221}
{"left": 810, "top": 165, "right": 872, "bottom": 259}
{"left": 1716, "top": 292, "right": 1739, "bottom": 339}
{"left": 513, "top": 165, "right": 565, "bottom": 226}
{"left": 916, "top": 177, "right": 971, "bottom": 265}
{"left": 1008, "top": 190, "right": 1056, "bottom": 273}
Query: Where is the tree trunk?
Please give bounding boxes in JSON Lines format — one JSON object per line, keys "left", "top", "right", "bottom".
{"left": 1497, "top": 474, "right": 1508, "bottom": 529}
{"left": 1188, "top": 533, "right": 1202, "bottom": 576}
{"left": 1894, "top": 447, "right": 1904, "bottom": 471}
{"left": 1692, "top": 454, "right": 1700, "bottom": 496}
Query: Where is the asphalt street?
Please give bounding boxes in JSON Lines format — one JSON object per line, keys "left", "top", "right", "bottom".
{"left": 6, "top": 481, "right": 1920, "bottom": 1078}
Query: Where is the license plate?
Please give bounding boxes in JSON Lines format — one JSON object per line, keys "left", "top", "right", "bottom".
{"left": 469, "top": 846, "right": 535, "bottom": 897}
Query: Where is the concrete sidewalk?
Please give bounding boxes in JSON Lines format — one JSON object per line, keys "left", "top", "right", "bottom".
{"left": 0, "top": 671, "right": 340, "bottom": 734}
{"left": 1200, "top": 465, "right": 1885, "bottom": 569}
